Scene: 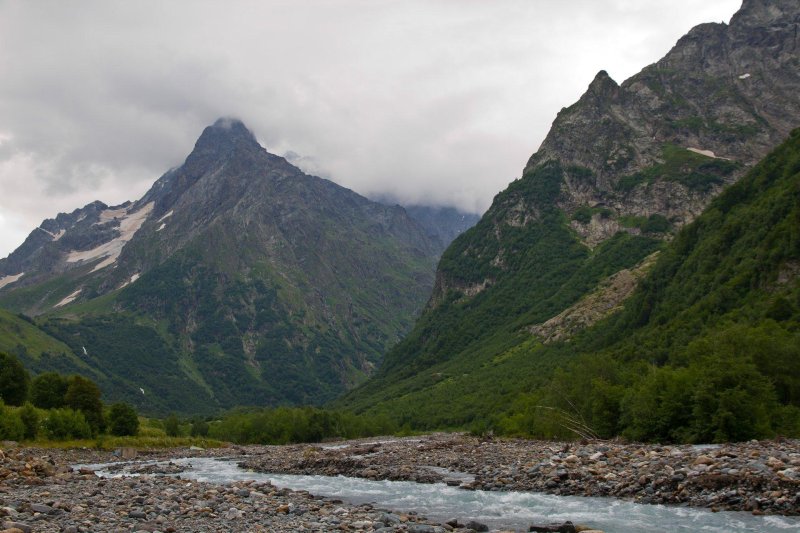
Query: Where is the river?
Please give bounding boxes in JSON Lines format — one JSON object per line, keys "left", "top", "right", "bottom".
{"left": 85, "top": 456, "right": 800, "bottom": 532}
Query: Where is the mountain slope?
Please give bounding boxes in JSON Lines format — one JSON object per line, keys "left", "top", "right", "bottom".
{"left": 341, "top": 127, "right": 800, "bottom": 438}
{"left": 505, "top": 128, "right": 800, "bottom": 442}
{"left": 338, "top": 0, "right": 800, "bottom": 426}
{"left": 0, "top": 119, "right": 441, "bottom": 414}
{"left": 0, "top": 309, "right": 76, "bottom": 367}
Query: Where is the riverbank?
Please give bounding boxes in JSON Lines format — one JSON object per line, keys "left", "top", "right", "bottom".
{"left": 1, "top": 433, "right": 799, "bottom": 532}
{"left": 239, "top": 433, "right": 800, "bottom": 516}
{"left": 1, "top": 445, "right": 480, "bottom": 533}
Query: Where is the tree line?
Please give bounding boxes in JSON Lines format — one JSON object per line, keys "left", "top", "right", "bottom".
{"left": 0, "top": 351, "right": 139, "bottom": 441}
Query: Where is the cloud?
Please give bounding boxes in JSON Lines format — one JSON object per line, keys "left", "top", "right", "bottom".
{"left": 0, "top": 0, "right": 741, "bottom": 257}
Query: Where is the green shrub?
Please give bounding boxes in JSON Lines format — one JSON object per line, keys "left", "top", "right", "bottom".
{"left": 190, "top": 419, "right": 209, "bottom": 437}
{"left": 64, "top": 375, "right": 104, "bottom": 434}
{"left": 572, "top": 207, "right": 593, "bottom": 224}
{"left": 208, "top": 406, "right": 398, "bottom": 445}
{"left": 43, "top": 408, "right": 92, "bottom": 440}
{"left": 30, "top": 373, "right": 68, "bottom": 409}
{"left": 0, "top": 352, "right": 29, "bottom": 406}
{"left": 19, "top": 402, "right": 39, "bottom": 440}
{"left": 0, "top": 401, "right": 25, "bottom": 441}
{"left": 164, "top": 414, "right": 180, "bottom": 437}
{"left": 641, "top": 214, "right": 671, "bottom": 233}
{"left": 107, "top": 403, "right": 139, "bottom": 436}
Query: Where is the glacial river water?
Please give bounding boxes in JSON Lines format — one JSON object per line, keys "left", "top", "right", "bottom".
{"left": 87, "top": 456, "right": 800, "bottom": 532}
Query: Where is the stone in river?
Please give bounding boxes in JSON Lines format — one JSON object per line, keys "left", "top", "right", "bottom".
{"left": 529, "top": 521, "right": 577, "bottom": 533}
{"left": 466, "top": 520, "right": 489, "bottom": 531}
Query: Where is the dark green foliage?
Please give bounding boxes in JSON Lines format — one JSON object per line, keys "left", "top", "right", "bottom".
{"left": 572, "top": 206, "right": 612, "bottom": 224}
{"left": 19, "top": 402, "right": 39, "bottom": 440}
{"left": 506, "top": 130, "right": 800, "bottom": 442}
{"left": 43, "top": 408, "right": 92, "bottom": 440}
{"left": 164, "top": 414, "right": 180, "bottom": 437}
{"left": 190, "top": 419, "right": 209, "bottom": 437}
{"left": 0, "top": 401, "right": 24, "bottom": 440}
{"left": 64, "top": 375, "right": 104, "bottom": 434}
{"left": 0, "top": 351, "right": 29, "bottom": 406}
{"left": 107, "top": 403, "right": 139, "bottom": 436}
{"left": 209, "top": 406, "right": 398, "bottom": 445}
{"left": 618, "top": 342, "right": 783, "bottom": 443}
{"left": 41, "top": 315, "right": 214, "bottom": 415}
{"left": 766, "top": 296, "right": 795, "bottom": 321}
{"left": 30, "top": 372, "right": 68, "bottom": 409}
{"left": 619, "top": 214, "right": 672, "bottom": 234}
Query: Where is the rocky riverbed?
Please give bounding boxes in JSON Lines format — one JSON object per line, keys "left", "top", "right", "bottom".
{"left": 1, "top": 433, "right": 799, "bottom": 532}
{"left": 2, "top": 443, "right": 606, "bottom": 533}
{"left": 1, "top": 446, "right": 516, "bottom": 533}
{"left": 239, "top": 433, "right": 800, "bottom": 516}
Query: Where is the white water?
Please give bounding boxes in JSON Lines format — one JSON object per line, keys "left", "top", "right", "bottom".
{"left": 86, "top": 457, "right": 800, "bottom": 533}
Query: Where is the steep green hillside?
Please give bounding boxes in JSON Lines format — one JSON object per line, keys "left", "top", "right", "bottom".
{"left": 0, "top": 309, "right": 75, "bottom": 363}
{"left": 336, "top": 163, "right": 663, "bottom": 427}
{"left": 340, "top": 129, "right": 800, "bottom": 441}
{"left": 337, "top": 1, "right": 800, "bottom": 440}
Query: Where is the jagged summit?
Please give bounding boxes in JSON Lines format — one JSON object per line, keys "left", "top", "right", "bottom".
{"left": 583, "top": 70, "right": 620, "bottom": 102}
{"left": 188, "top": 116, "right": 263, "bottom": 164}
{"left": 732, "top": 0, "right": 800, "bottom": 27}
{"left": 206, "top": 116, "right": 258, "bottom": 143}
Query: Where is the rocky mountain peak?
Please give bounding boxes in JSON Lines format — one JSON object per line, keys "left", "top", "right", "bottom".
{"left": 185, "top": 117, "right": 263, "bottom": 168}
{"left": 731, "top": 0, "right": 800, "bottom": 28}
{"left": 583, "top": 69, "right": 620, "bottom": 103}
{"left": 194, "top": 117, "right": 259, "bottom": 150}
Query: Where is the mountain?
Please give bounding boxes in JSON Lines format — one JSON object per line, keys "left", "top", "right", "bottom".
{"left": 280, "top": 155, "right": 482, "bottom": 250}
{"left": 337, "top": 0, "right": 800, "bottom": 430}
{"left": 0, "top": 118, "right": 441, "bottom": 414}
{"left": 400, "top": 205, "right": 481, "bottom": 251}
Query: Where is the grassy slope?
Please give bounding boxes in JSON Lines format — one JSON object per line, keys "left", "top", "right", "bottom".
{"left": 0, "top": 309, "right": 75, "bottom": 361}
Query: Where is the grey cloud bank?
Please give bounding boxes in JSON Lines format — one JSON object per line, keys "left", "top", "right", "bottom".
{"left": 0, "top": 0, "right": 741, "bottom": 257}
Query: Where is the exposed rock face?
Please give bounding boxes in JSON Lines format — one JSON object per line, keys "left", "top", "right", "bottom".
{"left": 528, "top": 252, "right": 660, "bottom": 344}
{"left": 434, "top": 0, "right": 800, "bottom": 305}
{"left": 527, "top": 0, "right": 800, "bottom": 233}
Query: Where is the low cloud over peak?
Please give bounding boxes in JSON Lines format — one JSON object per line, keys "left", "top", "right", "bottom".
{"left": 0, "top": 0, "right": 740, "bottom": 257}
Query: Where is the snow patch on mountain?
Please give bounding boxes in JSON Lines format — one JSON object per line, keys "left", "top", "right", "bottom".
{"left": 0, "top": 272, "right": 24, "bottom": 289}
{"left": 119, "top": 272, "right": 141, "bottom": 289}
{"left": 66, "top": 202, "right": 154, "bottom": 272}
{"left": 55, "top": 288, "right": 81, "bottom": 307}
{"left": 687, "top": 147, "right": 719, "bottom": 158}
{"left": 37, "top": 227, "right": 66, "bottom": 240}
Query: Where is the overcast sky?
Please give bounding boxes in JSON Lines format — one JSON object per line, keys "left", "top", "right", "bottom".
{"left": 0, "top": 0, "right": 742, "bottom": 258}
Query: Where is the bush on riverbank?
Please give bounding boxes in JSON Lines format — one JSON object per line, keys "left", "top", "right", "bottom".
{"left": 207, "top": 406, "right": 399, "bottom": 445}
